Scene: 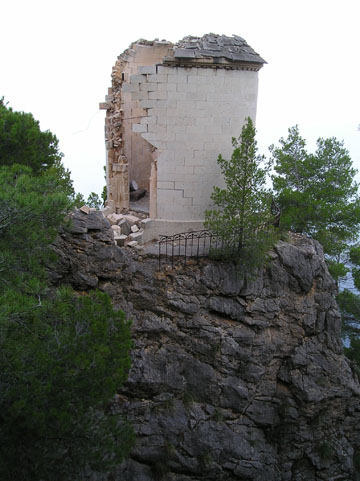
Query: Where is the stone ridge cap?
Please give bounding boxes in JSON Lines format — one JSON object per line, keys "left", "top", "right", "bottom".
{"left": 125, "top": 38, "right": 174, "bottom": 50}
{"left": 170, "top": 33, "right": 267, "bottom": 65}
{"left": 116, "top": 38, "right": 174, "bottom": 59}
{"left": 132, "top": 38, "right": 174, "bottom": 46}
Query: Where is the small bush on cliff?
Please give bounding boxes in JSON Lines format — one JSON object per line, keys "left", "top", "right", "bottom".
{"left": 0, "top": 164, "right": 133, "bottom": 475}
{"left": 205, "top": 117, "right": 278, "bottom": 271}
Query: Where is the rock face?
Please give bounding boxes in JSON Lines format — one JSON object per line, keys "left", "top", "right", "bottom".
{"left": 51, "top": 218, "right": 360, "bottom": 481}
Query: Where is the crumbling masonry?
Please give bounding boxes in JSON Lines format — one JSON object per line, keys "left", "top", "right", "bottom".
{"left": 100, "top": 34, "right": 266, "bottom": 238}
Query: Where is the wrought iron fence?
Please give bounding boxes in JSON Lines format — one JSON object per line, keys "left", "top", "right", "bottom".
{"left": 158, "top": 230, "right": 224, "bottom": 269}
{"left": 157, "top": 224, "right": 277, "bottom": 269}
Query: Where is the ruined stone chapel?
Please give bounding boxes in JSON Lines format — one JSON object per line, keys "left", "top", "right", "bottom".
{"left": 100, "top": 33, "right": 266, "bottom": 239}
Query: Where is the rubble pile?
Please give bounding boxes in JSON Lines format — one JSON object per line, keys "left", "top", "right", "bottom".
{"left": 69, "top": 206, "right": 149, "bottom": 249}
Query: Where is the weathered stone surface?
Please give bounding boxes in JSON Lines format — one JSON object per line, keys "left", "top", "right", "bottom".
{"left": 65, "top": 217, "right": 88, "bottom": 234}
{"left": 85, "top": 211, "right": 111, "bottom": 230}
{"left": 129, "top": 230, "right": 143, "bottom": 243}
{"left": 123, "top": 214, "right": 140, "bottom": 226}
{"left": 50, "top": 226, "right": 360, "bottom": 481}
{"left": 107, "top": 213, "right": 124, "bottom": 225}
{"left": 119, "top": 219, "right": 131, "bottom": 236}
{"left": 79, "top": 205, "right": 90, "bottom": 214}
{"left": 100, "top": 206, "right": 113, "bottom": 217}
{"left": 208, "top": 295, "right": 245, "bottom": 321}
{"left": 65, "top": 209, "right": 110, "bottom": 234}
{"left": 127, "top": 240, "right": 139, "bottom": 248}
{"left": 114, "top": 234, "right": 127, "bottom": 247}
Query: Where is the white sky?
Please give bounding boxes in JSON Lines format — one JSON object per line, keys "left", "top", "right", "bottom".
{"left": 1, "top": 0, "right": 359, "bottom": 197}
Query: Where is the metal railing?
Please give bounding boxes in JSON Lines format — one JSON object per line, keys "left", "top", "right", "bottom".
{"left": 158, "top": 230, "right": 224, "bottom": 269}
{"left": 157, "top": 223, "right": 278, "bottom": 269}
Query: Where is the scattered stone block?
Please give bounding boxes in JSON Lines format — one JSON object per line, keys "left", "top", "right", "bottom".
{"left": 114, "top": 234, "right": 127, "bottom": 247}
{"left": 107, "top": 213, "right": 124, "bottom": 225}
{"left": 118, "top": 219, "right": 131, "bottom": 236}
{"left": 141, "top": 218, "right": 154, "bottom": 227}
{"left": 79, "top": 205, "right": 90, "bottom": 215}
{"left": 123, "top": 214, "right": 140, "bottom": 226}
{"left": 111, "top": 225, "right": 121, "bottom": 232}
{"left": 129, "top": 230, "right": 143, "bottom": 242}
{"left": 101, "top": 206, "right": 113, "bottom": 217}
{"left": 127, "top": 241, "right": 139, "bottom": 248}
{"left": 131, "top": 224, "right": 139, "bottom": 233}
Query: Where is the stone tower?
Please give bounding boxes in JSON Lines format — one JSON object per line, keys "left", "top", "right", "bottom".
{"left": 100, "top": 34, "right": 266, "bottom": 238}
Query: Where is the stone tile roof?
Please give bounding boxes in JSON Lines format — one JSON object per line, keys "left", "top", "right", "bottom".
{"left": 172, "top": 33, "right": 266, "bottom": 66}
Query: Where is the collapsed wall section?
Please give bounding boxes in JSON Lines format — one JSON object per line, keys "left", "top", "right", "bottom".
{"left": 100, "top": 40, "right": 172, "bottom": 213}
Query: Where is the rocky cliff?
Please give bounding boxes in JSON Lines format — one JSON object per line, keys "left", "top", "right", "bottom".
{"left": 51, "top": 210, "right": 360, "bottom": 481}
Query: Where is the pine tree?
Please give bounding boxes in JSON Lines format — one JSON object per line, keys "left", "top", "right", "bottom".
{"left": 0, "top": 165, "right": 133, "bottom": 478}
{"left": 271, "top": 126, "right": 360, "bottom": 264}
{"left": 0, "top": 98, "right": 77, "bottom": 200}
{"left": 205, "top": 118, "right": 277, "bottom": 271}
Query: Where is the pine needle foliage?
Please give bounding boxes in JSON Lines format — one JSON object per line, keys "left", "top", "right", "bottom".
{"left": 271, "top": 126, "right": 360, "bottom": 262}
{"left": 0, "top": 98, "right": 79, "bottom": 201}
{"left": 0, "top": 163, "right": 134, "bottom": 478}
{"left": 205, "top": 118, "right": 278, "bottom": 272}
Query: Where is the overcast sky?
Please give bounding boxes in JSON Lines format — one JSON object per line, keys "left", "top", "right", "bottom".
{"left": 1, "top": 0, "right": 359, "bottom": 197}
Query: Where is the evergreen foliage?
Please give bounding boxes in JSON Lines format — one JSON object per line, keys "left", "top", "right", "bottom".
{"left": 344, "top": 336, "right": 360, "bottom": 369}
{"left": 0, "top": 98, "right": 77, "bottom": 200}
{"left": 102, "top": 165, "right": 107, "bottom": 205}
{"left": 86, "top": 191, "right": 103, "bottom": 209}
{"left": 337, "top": 246, "right": 360, "bottom": 369}
{"left": 0, "top": 288, "right": 133, "bottom": 480}
{"left": 205, "top": 118, "right": 278, "bottom": 270}
{"left": 0, "top": 137, "right": 133, "bottom": 476}
{"left": 337, "top": 289, "right": 360, "bottom": 333}
{"left": 271, "top": 126, "right": 360, "bottom": 270}
{"left": 0, "top": 164, "right": 70, "bottom": 281}
{"left": 270, "top": 126, "right": 360, "bottom": 365}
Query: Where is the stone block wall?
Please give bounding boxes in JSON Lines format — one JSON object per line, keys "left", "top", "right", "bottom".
{"left": 130, "top": 66, "right": 259, "bottom": 221}
{"left": 101, "top": 35, "right": 264, "bottom": 233}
